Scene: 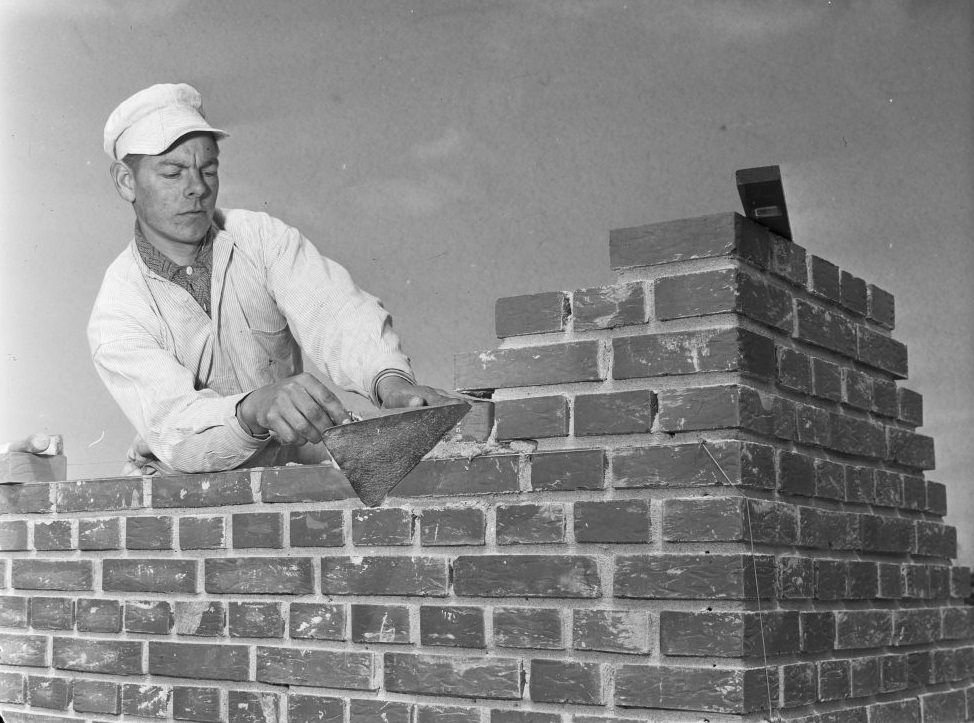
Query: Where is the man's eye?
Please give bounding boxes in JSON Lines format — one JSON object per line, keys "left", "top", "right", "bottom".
{"left": 204, "top": 171, "right": 218, "bottom": 178}
{"left": 161, "top": 172, "right": 181, "bottom": 179}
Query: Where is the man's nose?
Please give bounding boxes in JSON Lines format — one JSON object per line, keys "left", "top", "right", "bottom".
{"left": 185, "top": 169, "right": 210, "bottom": 197}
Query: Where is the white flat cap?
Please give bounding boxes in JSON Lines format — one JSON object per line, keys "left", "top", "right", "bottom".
{"left": 104, "top": 82, "right": 228, "bottom": 160}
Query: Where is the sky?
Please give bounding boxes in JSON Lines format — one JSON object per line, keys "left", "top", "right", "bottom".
{"left": 1, "top": 0, "right": 972, "bottom": 563}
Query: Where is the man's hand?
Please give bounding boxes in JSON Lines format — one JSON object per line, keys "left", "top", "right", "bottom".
{"left": 236, "top": 373, "right": 351, "bottom": 445}
{"left": 377, "top": 375, "right": 455, "bottom": 409}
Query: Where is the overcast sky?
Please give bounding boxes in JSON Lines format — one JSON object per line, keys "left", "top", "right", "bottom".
{"left": 1, "top": 0, "right": 971, "bottom": 563}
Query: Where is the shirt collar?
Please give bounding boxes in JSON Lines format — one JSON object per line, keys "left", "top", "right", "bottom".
{"left": 134, "top": 221, "right": 215, "bottom": 281}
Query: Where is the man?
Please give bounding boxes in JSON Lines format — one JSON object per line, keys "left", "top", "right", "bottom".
{"left": 89, "top": 83, "right": 452, "bottom": 474}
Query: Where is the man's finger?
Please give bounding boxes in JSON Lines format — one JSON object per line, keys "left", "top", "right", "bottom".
{"left": 299, "top": 376, "right": 352, "bottom": 426}
{"left": 277, "top": 403, "right": 324, "bottom": 445}
{"left": 263, "top": 410, "right": 302, "bottom": 445}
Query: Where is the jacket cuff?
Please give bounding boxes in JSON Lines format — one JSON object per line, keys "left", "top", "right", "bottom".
{"left": 370, "top": 368, "right": 417, "bottom": 406}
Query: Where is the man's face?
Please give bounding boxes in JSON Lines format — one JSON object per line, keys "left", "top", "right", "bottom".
{"left": 129, "top": 132, "right": 220, "bottom": 249}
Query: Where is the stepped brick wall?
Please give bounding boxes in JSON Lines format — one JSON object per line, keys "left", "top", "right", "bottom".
{"left": 1, "top": 211, "right": 972, "bottom": 723}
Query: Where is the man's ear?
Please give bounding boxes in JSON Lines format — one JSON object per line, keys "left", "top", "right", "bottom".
{"left": 111, "top": 160, "right": 137, "bottom": 203}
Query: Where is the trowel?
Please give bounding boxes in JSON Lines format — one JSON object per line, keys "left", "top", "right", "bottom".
{"left": 321, "top": 400, "right": 471, "bottom": 507}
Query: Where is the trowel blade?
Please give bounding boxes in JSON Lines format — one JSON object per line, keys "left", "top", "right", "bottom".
{"left": 321, "top": 401, "right": 471, "bottom": 507}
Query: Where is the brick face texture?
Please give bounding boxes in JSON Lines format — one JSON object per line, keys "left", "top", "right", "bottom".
{"left": 1, "top": 211, "right": 970, "bottom": 723}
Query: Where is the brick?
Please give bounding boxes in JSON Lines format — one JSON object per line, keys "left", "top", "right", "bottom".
{"left": 842, "top": 367, "right": 873, "bottom": 410}
{"left": 781, "top": 662, "right": 817, "bottom": 708}
{"left": 420, "top": 507, "right": 485, "bottom": 546}
{"left": 615, "top": 664, "right": 774, "bottom": 714}
{"left": 175, "top": 600, "right": 225, "bottom": 636}
{"left": 794, "top": 403, "right": 829, "bottom": 447}
{"left": 122, "top": 684, "right": 171, "bottom": 718}
{"left": 0, "top": 521, "right": 27, "bottom": 551}
{"left": 772, "top": 396, "right": 797, "bottom": 440}
{"left": 291, "top": 602, "right": 346, "bottom": 640}
{"left": 867, "top": 284, "right": 895, "bottom": 329}
{"left": 126, "top": 515, "right": 173, "bottom": 550}
{"left": 125, "top": 600, "right": 173, "bottom": 634}
{"left": 455, "top": 341, "right": 602, "bottom": 391}
{"left": 926, "top": 480, "right": 947, "bottom": 515}
{"left": 56, "top": 477, "right": 142, "bottom": 512}
{"left": 53, "top": 637, "right": 142, "bottom": 674}
{"left": 829, "top": 413, "right": 887, "bottom": 459}
{"left": 287, "top": 695, "right": 344, "bottom": 723}
{"left": 778, "top": 450, "right": 815, "bottom": 497}
{"left": 290, "top": 509, "right": 344, "bottom": 547}
{"left": 818, "top": 658, "right": 851, "bottom": 701}
{"left": 897, "top": 387, "right": 923, "bottom": 426}
{"left": 221, "top": 691, "right": 279, "bottom": 723}
{"left": 778, "top": 557, "right": 815, "bottom": 599}
{"left": 174, "top": 685, "right": 223, "bottom": 722}
{"left": 840, "top": 270, "right": 868, "bottom": 315}
{"left": 494, "top": 607, "right": 562, "bottom": 649}
{"left": 656, "top": 384, "right": 771, "bottom": 434}
{"left": 421, "top": 606, "right": 485, "bottom": 648}
{"left": 893, "top": 608, "right": 941, "bottom": 646}
{"left": 0, "top": 595, "right": 27, "bottom": 627}
{"left": 353, "top": 508, "right": 413, "bottom": 546}
{"left": 150, "top": 641, "right": 250, "bottom": 681}
{"left": 29, "top": 596, "right": 73, "bottom": 629}
{"left": 384, "top": 652, "right": 520, "bottom": 699}
{"left": 32, "top": 520, "right": 72, "bottom": 551}
{"left": 575, "top": 499, "right": 649, "bottom": 543}
{"left": 662, "top": 610, "right": 799, "bottom": 658}
{"left": 495, "top": 291, "right": 567, "bottom": 337}
{"left": 835, "top": 610, "right": 892, "bottom": 649}
{"left": 322, "top": 556, "right": 448, "bottom": 596}
{"left": 491, "top": 711, "right": 559, "bottom": 723}
{"left": 808, "top": 255, "right": 841, "bottom": 302}
{"left": 801, "top": 611, "right": 835, "bottom": 653}
{"left": 663, "top": 496, "right": 742, "bottom": 542}
{"left": 902, "top": 475, "right": 927, "bottom": 511}
{"left": 846, "top": 465, "right": 875, "bottom": 504}
{"left": 78, "top": 517, "right": 120, "bottom": 550}
{"left": 798, "top": 507, "right": 859, "bottom": 550}
{"left": 573, "top": 609, "right": 648, "bottom": 654}
{"left": 0, "top": 672, "right": 24, "bottom": 704}
{"left": 416, "top": 705, "right": 480, "bottom": 723}
{"left": 880, "top": 653, "right": 909, "bottom": 692}
{"left": 574, "top": 390, "right": 656, "bottom": 435}
{"left": 862, "top": 515, "right": 914, "bottom": 554}
{"left": 572, "top": 282, "right": 645, "bottom": 330}
{"left": 73, "top": 680, "right": 120, "bottom": 715}
{"left": 615, "top": 553, "right": 773, "bottom": 599}
{"left": 259, "top": 465, "right": 353, "bottom": 503}
{"left": 816, "top": 459, "right": 846, "bottom": 500}
{"left": 531, "top": 449, "right": 604, "bottom": 491}
{"left": 609, "top": 213, "right": 770, "bottom": 270}
{"left": 950, "top": 566, "right": 971, "bottom": 599}
{"left": 815, "top": 560, "right": 848, "bottom": 600}
{"left": 655, "top": 268, "right": 792, "bottom": 331}
{"left": 396, "top": 455, "right": 519, "bottom": 498}
{"left": 771, "top": 235, "right": 807, "bottom": 285}
{"left": 929, "top": 565, "right": 952, "bottom": 599}
{"left": 496, "top": 503, "right": 566, "bottom": 544}
{"left": 205, "top": 557, "right": 313, "bottom": 594}
{"left": 151, "top": 470, "right": 252, "bottom": 507}
{"left": 857, "top": 326, "right": 908, "bottom": 378}
{"left": 179, "top": 516, "right": 225, "bottom": 549}
{"left": 872, "top": 377, "right": 899, "bottom": 417}
{"left": 614, "top": 440, "right": 773, "bottom": 489}
{"left": 811, "top": 357, "right": 842, "bottom": 401}
{"left": 530, "top": 659, "right": 602, "bottom": 704}
{"left": 0, "top": 633, "right": 48, "bottom": 666}
{"left": 794, "top": 299, "right": 856, "bottom": 357}
{"left": 232, "top": 512, "right": 283, "bottom": 548}
{"left": 868, "top": 699, "right": 918, "bottom": 721}
{"left": 351, "top": 604, "right": 408, "bottom": 644}
{"left": 903, "top": 565, "right": 932, "bottom": 599}
{"left": 887, "top": 427, "right": 935, "bottom": 469}
{"left": 449, "top": 399, "right": 494, "bottom": 443}
{"left": 850, "top": 656, "right": 880, "bottom": 698}
{"left": 12, "top": 560, "right": 92, "bottom": 590}
{"left": 874, "top": 470, "right": 903, "bottom": 508}
{"left": 613, "top": 328, "right": 774, "bottom": 381}
{"left": 916, "top": 521, "right": 954, "bottom": 558}
{"left": 777, "top": 346, "right": 811, "bottom": 392}
{"left": 257, "top": 646, "right": 374, "bottom": 689}
{"left": 921, "top": 690, "right": 968, "bottom": 723}
{"left": 104, "top": 558, "right": 197, "bottom": 593}
{"left": 747, "top": 500, "right": 798, "bottom": 545}
{"left": 847, "top": 560, "right": 879, "bottom": 599}
{"left": 0, "top": 483, "right": 52, "bottom": 513}
{"left": 27, "top": 675, "right": 70, "bottom": 710}
{"left": 350, "top": 699, "right": 410, "bottom": 723}
{"left": 454, "top": 555, "right": 600, "bottom": 598}
{"left": 495, "top": 396, "right": 568, "bottom": 439}
{"left": 229, "top": 602, "right": 284, "bottom": 638}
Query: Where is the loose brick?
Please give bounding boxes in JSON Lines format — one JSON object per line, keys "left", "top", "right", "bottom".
{"left": 866, "top": 284, "right": 895, "bottom": 329}
{"left": 420, "top": 507, "right": 485, "bottom": 546}
{"left": 396, "top": 455, "right": 519, "bottom": 498}
{"left": 575, "top": 499, "right": 649, "bottom": 543}
{"left": 32, "top": 520, "right": 72, "bottom": 551}
{"left": 27, "top": 675, "right": 70, "bottom": 710}
{"left": 494, "top": 607, "right": 562, "bottom": 649}
{"left": 0, "top": 633, "right": 48, "bottom": 666}
{"left": 232, "top": 512, "right": 283, "bottom": 548}
{"left": 292, "top": 602, "right": 346, "bottom": 641}
{"left": 351, "top": 604, "right": 409, "bottom": 644}
{"left": 73, "top": 679, "right": 120, "bottom": 715}
{"left": 126, "top": 515, "right": 173, "bottom": 550}
{"left": 29, "top": 596, "right": 73, "bottom": 629}
{"left": 495, "top": 291, "right": 567, "bottom": 338}
{"left": 384, "top": 652, "right": 520, "bottom": 699}
{"left": 808, "top": 255, "right": 841, "bottom": 302}
{"left": 615, "top": 664, "right": 774, "bottom": 714}
{"left": 288, "top": 695, "right": 344, "bottom": 723}
{"left": 615, "top": 553, "right": 773, "bottom": 599}
{"left": 290, "top": 509, "right": 344, "bottom": 547}
{"left": 125, "top": 600, "right": 173, "bottom": 634}
{"left": 421, "top": 606, "right": 485, "bottom": 648}
{"left": 0, "top": 483, "right": 52, "bottom": 513}
{"left": 149, "top": 641, "right": 250, "bottom": 681}
{"left": 179, "top": 516, "right": 226, "bottom": 550}
{"left": 495, "top": 395, "right": 568, "bottom": 440}
{"left": 12, "top": 560, "right": 92, "bottom": 591}
{"left": 205, "top": 557, "right": 313, "bottom": 594}
{"left": 455, "top": 341, "right": 603, "bottom": 391}
{"left": 174, "top": 685, "right": 223, "bottom": 722}
{"left": 613, "top": 328, "right": 774, "bottom": 381}
{"left": 353, "top": 508, "right": 413, "bottom": 546}
{"left": 257, "top": 646, "right": 374, "bottom": 689}
{"left": 56, "top": 477, "right": 142, "bottom": 512}
{"left": 840, "top": 270, "right": 868, "bottom": 316}
{"left": 454, "top": 555, "right": 600, "bottom": 598}
{"left": 656, "top": 384, "right": 771, "bottom": 434}
{"left": 175, "top": 601, "right": 225, "bottom": 636}
{"left": 350, "top": 699, "right": 411, "bottom": 723}
{"left": 663, "top": 496, "right": 743, "bottom": 542}
{"left": 229, "top": 602, "right": 284, "bottom": 638}
{"left": 53, "top": 637, "right": 143, "bottom": 675}
{"left": 574, "top": 389, "right": 656, "bottom": 435}
{"left": 530, "top": 659, "right": 602, "bottom": 704}
{"left": 103, "top": 558, "right": 197, "bottom": 593}
{"left": 496, "top": 503, "right": 566, "bottom": 544}
{"left": 857, "top": 325, "right": 908, "bottom": 378}
{"left": 259, "top": 465, "right": 353, "bottom": 503}
{"left": 322, "top": 556, "right": 448, "bottom": 596}
{"left": 573, "top": 609, "right": 648, "bottom": 654}
{"left": 835, "top": 610, "right": 892, "bottom": 650}
{"left": 794, "top": 299, "right": 856, "bottom": 357}
{"left": 572, "top": 282, "right": 645, "bottom": 331}
{"left": 78, "top": 517, "right": 120, "bottom": 550}
{"left": 613, "top": 440, "right": 774, "bottom": 489}
{"left": 531, "top": 449, "right": 604, "bottom": 491}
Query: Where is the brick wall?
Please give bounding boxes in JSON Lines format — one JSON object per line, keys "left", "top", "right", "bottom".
{"left": 1, "top": 211, "right": 972, "bottom": 722}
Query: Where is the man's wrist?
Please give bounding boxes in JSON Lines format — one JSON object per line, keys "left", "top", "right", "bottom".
{"left": 373, "top": 369, "right": 416, "bottom": 406}
{"left": 235, "top": 394, "right": 269, "bottom": 439}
